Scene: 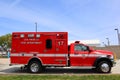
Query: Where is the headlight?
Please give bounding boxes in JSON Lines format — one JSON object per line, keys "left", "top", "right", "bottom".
{"left": 107, "top": 55, "right": 113, "bottom": 59}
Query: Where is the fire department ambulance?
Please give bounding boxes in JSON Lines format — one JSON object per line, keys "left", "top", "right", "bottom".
{"left": 10, "top": 32, "right": 115, "bottom": 73}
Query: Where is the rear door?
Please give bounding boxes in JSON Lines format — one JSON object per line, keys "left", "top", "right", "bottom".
{"left": 11, "top": 33, "right": 20, "bottom": 64}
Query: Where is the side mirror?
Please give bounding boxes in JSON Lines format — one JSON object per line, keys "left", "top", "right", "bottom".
{"left": 89, "top": 47, "right": 94, "bottom": 52}
{"left": 84, "top": 46, "right": 91, "bottom": 52}
{"left": 86, "top": 46, "right": 90, "bottom": 51}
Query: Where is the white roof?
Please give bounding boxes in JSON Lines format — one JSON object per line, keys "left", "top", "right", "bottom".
{"left": 68, "top": 40, "right": 100, "bottom": 45}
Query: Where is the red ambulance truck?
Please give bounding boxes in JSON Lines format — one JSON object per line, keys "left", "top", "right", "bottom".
{"left": 10, "top": 32, "right": 115, "bottom": 73}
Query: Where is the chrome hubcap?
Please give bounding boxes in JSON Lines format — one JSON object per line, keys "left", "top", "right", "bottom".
{"left": 101, "top": 63, "right": 109, "bottom": 72}
{"left": 30, "top": 63, "right": 39, "bottom": 72}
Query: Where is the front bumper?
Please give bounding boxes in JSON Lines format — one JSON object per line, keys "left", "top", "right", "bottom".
{"left": 111, "top": 59, "right": 116, "bottom": 67}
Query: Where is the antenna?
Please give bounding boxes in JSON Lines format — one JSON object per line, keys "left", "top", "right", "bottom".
{"left": 35, "top": 22, "right": 37, "bottom": 32}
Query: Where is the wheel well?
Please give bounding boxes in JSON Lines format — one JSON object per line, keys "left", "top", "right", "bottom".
{"left": 94, "top": 58, "right": 112, "bottom": 67}
{"left": 28, "top": 58, "right": 42, "bottom": 65}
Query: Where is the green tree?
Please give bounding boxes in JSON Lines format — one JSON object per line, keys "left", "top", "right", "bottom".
{"left": 0, "top": 34, "right": 12, "bottom": 50}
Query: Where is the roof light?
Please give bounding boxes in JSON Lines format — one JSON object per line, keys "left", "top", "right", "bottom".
{"left": 20, "top": 34, "right": 24, "bottom": 38}
{"left": 28, "top": 34, "right": 34, "bottom": 38}
{"left": 75, "top": 41, "right": 80, "bottom": 43}
{"left": 36, "top": 34, "right": 40, "bottom": 38}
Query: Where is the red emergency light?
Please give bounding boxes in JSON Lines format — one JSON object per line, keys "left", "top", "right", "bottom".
{"left": 75, "top": 41, "right": 80, "bottom": 43}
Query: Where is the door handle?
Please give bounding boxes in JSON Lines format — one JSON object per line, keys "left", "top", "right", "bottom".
{"left": 75, "top": 53, "right": 79, "bottom": 55}
{"left": 82, "top": 54, "right": 86, "bottom": 57}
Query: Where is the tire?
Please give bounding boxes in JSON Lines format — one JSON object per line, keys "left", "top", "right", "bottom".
{"left": 96, "top": 61, "right": 111, "bottom": 73}
{"left": 27, "top": 61, "right": 42, "bottom": 73}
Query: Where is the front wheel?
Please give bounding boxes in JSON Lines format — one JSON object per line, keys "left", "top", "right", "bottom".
{"left": 28, "top": 61, "right": 42, "bottom": 73}
{"left": 97, "top": 61, "right": 111, "bottom": 73}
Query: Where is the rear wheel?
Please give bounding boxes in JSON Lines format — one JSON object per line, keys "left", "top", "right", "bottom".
{"left": 28, "top": 61, "right": 42, "bottom": 73}
{"left": 97, "top": 61, "right": 111, "bottom": 73}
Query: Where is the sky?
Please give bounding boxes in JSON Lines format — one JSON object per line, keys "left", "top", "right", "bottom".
{"left": 0, "top": 0, "right": 120, "bottom": 46}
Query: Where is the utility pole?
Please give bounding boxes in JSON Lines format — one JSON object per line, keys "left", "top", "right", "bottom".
{"left": 35, "top": 22, "right": 37, "bottom": 32}
{"left": 106, "top": 38, "right": 110, "bottom": 46}
{"left": 115, "top": 28, "right": 120, "bottom": 45}
{"left": 102, "top": 42, "right": 107, "bottom": 47}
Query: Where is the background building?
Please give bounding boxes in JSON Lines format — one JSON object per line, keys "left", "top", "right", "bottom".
{"left": 68, "top": 40, "right": 101, "bottom": 47}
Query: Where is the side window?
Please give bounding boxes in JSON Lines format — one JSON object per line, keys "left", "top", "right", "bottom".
{"left": 75, "top": 44, "right": 82, "bottom": 51}
{"left": 75, "top": 44, "right": 88, "bottom": 51}
{"left": 81, "top": 45, "right": 88, "bottom": 51}
{"left": 46, "top": 39, "right": 52, "bottom": 49}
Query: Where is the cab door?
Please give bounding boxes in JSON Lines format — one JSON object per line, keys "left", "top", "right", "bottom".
{"left": 70, "top": 44, "right": 89, "bottom": 66}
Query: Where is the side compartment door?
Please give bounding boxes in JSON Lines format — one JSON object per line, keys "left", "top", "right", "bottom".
{"left": 55, "top": 40, "right": 68, "bottom": 66}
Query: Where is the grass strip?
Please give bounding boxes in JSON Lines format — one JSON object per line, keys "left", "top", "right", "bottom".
{"left": 0, "top": 74, "right": 120, "bottom": 80}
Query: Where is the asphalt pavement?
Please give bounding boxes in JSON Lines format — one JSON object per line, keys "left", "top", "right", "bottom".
{"left": 0, "top": 58, "right": 120, "bottom": 75}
